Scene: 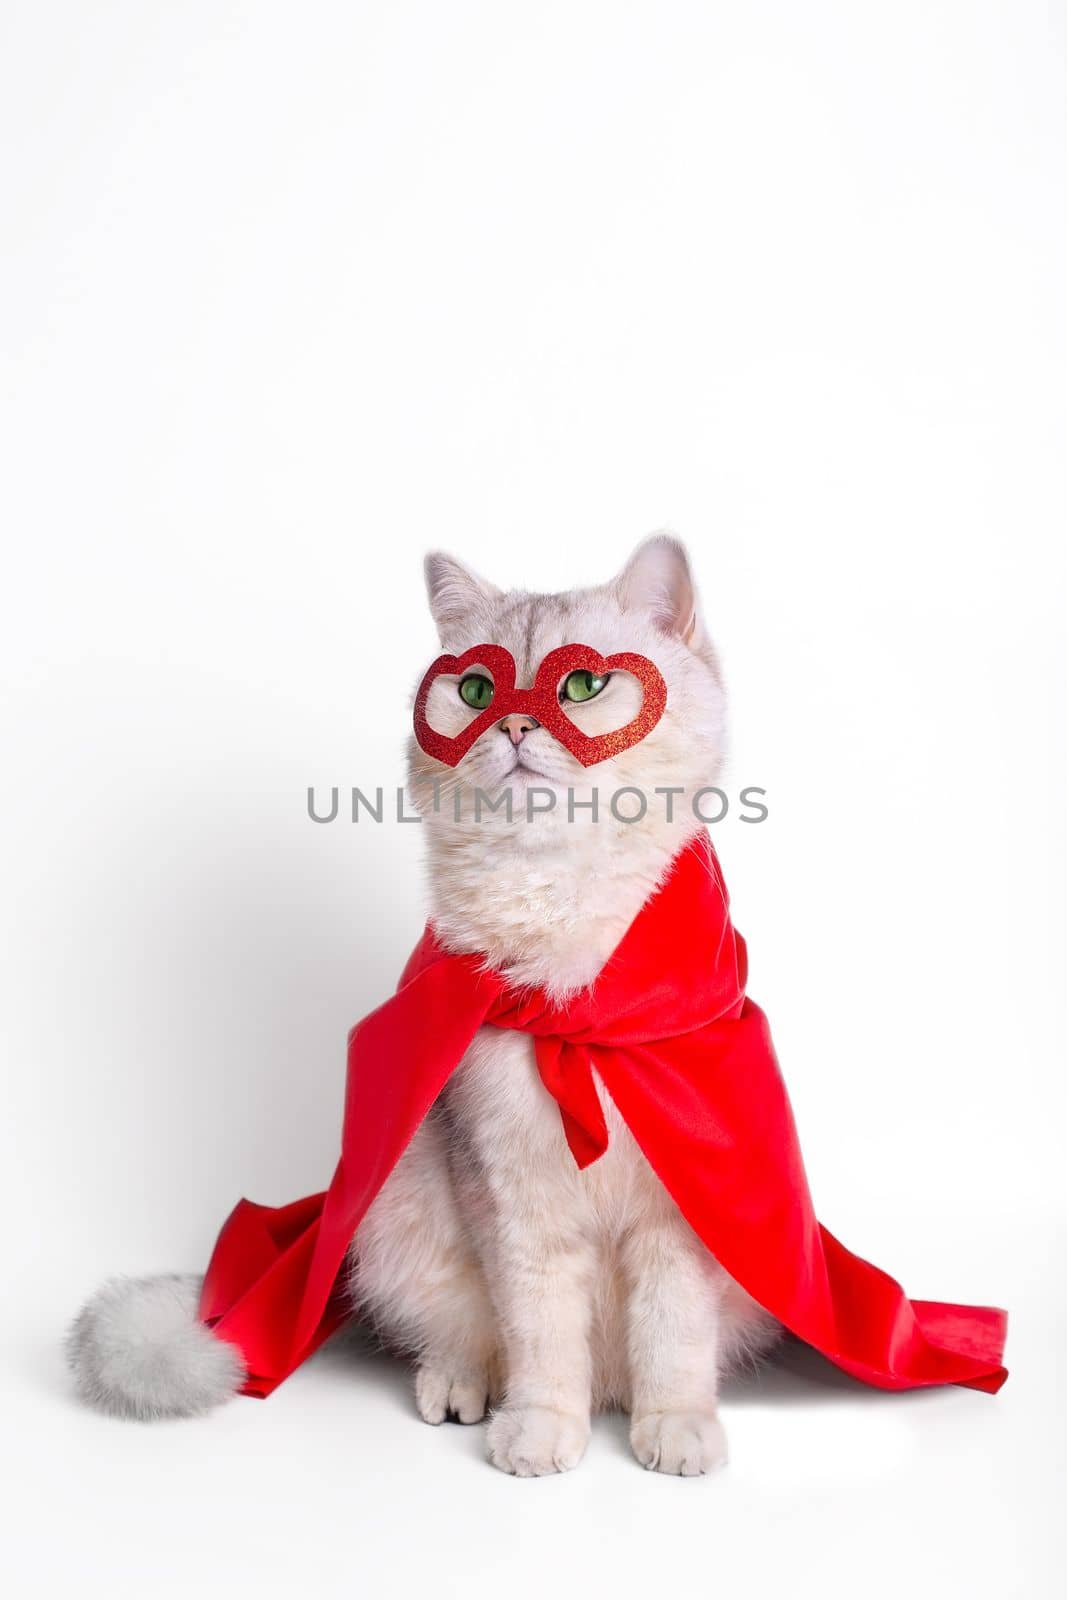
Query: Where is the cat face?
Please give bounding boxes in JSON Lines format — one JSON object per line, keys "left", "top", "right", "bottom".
{"left": 407, "top": 535, "right": 726, "bottom": 835}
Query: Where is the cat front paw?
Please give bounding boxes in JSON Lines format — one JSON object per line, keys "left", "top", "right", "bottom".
{"left": 630, "top": 1409, "right": 728, "bottom": 1476}
{"left": 415, "top": 1363, "right": 489, "bottom": 1425}
{"left": 486, "top": 1405, "right": 590, "bottom": 1476}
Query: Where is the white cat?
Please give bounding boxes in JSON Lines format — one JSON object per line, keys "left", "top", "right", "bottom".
{"left": 68, "top": 535, "right": 778, "bottom": 1474}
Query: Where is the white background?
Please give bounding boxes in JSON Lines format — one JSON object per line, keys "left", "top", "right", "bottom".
{"left": 2, "top": 2, "right": 1065, "bottom": 1596}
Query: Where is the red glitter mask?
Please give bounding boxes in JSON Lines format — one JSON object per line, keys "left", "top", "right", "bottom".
{"left": 413, "top": 643, "right": 668, "bottom": 768}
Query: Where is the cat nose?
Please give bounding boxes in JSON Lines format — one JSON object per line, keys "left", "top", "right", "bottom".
{"left": 499, "top": 714, "right": 540, "bottom": 746}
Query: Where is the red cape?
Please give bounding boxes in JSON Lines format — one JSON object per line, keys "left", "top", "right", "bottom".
{"left": 200, "top": 834, "right": 1007, "bottom": 1398}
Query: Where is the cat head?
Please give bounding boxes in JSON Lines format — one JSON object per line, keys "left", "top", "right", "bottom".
{"left": 407, "top": 534, "right": 726, "bottom": 847}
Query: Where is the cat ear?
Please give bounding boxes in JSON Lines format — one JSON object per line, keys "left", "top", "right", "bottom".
{"left": 614, "top": 534, "right": 705, "bottom": 646}
{"left": 424, "top": 552, "right": 501, "bottom": 641}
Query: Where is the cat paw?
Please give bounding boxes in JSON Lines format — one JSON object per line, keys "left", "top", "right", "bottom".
{"left": 630, "top": 1409, "right": 728, "bottom": 1476}
{"left": 415, "top": 1364, "right": 489, "bottom": 1425}
{"left": 486, "top": 1405, "right": 590, "bottom": 1476}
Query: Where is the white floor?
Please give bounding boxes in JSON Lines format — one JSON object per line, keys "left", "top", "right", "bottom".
{"left": 6, "top": 1220, "right": 1063, "bottom": 1600}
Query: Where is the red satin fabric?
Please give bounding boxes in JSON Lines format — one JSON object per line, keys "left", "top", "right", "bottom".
{"left": 200, "top": 834, "right": 1007, "bottom": 1398}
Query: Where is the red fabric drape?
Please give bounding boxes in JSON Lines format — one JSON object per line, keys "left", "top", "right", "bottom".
{"left": 200, "top": 834, "right": 1007, "bottom": 1398}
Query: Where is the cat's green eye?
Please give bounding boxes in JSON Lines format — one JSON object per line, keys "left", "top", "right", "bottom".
{"left": 459, "top": 673, "right": 495, "bottom": 711}
{"left": 561, "top": 670, "right": 610, "bottom": 703}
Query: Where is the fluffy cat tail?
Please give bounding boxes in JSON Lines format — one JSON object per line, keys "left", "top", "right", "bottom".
{"left": 66, "top": 1274, "right": 246, "bottom": 1419}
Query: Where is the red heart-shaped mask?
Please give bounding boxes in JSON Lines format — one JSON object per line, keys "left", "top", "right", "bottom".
{"left": 413, "top": 643, "right": 667, "bottom": 768}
